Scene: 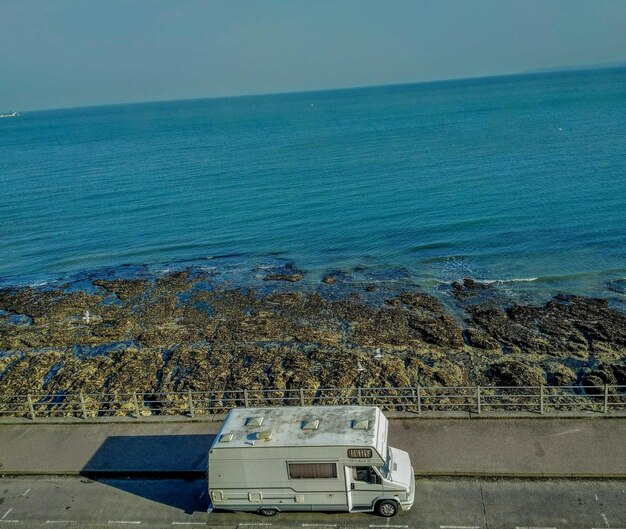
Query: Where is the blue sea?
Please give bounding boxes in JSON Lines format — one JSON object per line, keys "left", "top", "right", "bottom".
{"left": 2, "top": 68, "right": 626, "bottom": 301}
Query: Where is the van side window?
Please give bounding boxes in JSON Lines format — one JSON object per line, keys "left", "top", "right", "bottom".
{"left": 353, "top": 466, "right": 381, "bottom": 484}
{"left": 288, "top": 463, "right": 338, "bottom": 479}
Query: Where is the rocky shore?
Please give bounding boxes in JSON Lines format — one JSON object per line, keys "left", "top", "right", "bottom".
{"left": 0, "top": 267, "right": 625, "bottom": 398}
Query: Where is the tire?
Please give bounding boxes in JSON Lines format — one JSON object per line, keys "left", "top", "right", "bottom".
{"left": 376, "top": 499, "right": 398, "bottom": 517}
{"left": 258, "top": 507, "right": 278, "bottom": 516}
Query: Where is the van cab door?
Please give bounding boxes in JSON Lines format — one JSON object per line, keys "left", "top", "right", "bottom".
{"left": 347, "top": 466, "right": 383, "bottom": 510}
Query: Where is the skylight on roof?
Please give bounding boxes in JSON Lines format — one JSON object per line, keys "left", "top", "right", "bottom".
{"left": 246, "top": 416, "right": 264, "bottom": 427}
{"left": 352, "top": 419, "right": 369, "bottom": 430}
{"left": 301, "top": 419, "right": 320, "bottom": 430}
{"left": 255, "top": 430, "right": 272, "bottom": 440}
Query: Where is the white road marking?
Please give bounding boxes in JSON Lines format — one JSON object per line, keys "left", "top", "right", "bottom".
{"left": 22, "top": 489, "right": 31, "bottom": 497}
{"left": 238, "top": 525, "right": 272, "bottom": 527}
{"left": 370, "top": 525, "right": 409, "bottom": 528}
{"left": 172, "top": 523, "right": 207, "bottom": 526}
{"left": 0, "top": 510, "right": 18, "bottom": 524}
{"left": 46, "top": 522, "right": 75, "bottom": 524}
{"left": 441, "top": 526, "right": 480, "bottom": 529}
{"left": 549, "top": 428, "right": 581, "bottom": 436}
{"left": 602, "top": 514, "right": 609, "bottom": 528}
{"left": 108, "top": 522, "right": 141, "bottom": 525}
{"left": 515, "top": 527, "right": 557, "bottom": 529}
{"left": 302, "top": 526, "right": 337, "bottom": 528}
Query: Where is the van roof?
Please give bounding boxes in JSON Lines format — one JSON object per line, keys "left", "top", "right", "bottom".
{"left": 211, "top": 405, "right": 385, "bottom": 450}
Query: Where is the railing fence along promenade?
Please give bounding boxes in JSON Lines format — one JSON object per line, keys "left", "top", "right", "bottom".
{"left": 0, "top": 385, "right": 624, "bottom": 421}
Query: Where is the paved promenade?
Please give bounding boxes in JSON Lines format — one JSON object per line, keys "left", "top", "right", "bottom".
{"left": 0, "top": 417, "right": 624, "bottom": 478}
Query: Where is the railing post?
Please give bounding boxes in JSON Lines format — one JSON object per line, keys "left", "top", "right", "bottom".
{"left": 79, "top": 392, "right": 87, "bottom": 419}
{"left": 604, "top": 385, "right": 609, "bottom": 414}
{"left": 540, "top": 384, "right": 544, "bottom": 415}
{"left": 26, "top": 394, "right": 36, "bottom": 420}
{"left": 300, "top": 388, "right": 305, "bottom": 406}
{"left": 244, "top": 389, "right": 249, "bottom": 408}
{"left": 416, "top": 386, "right": 422, "bottom": 415}
{"left": 188, "top": 389, "right": 195, "bottom": 419}
{"left": 357, "top": 387, "right": 363, "bottom": 405}
{"left": 132, "top": 392, "right": 140, "bottom": 418}
{"left": 476, "top": 386, "right": 481, "bottom": 415}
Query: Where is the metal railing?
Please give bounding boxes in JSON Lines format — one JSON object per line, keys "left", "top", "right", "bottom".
{"left": 0, "top": 385, "right": 624, "bottom": 420}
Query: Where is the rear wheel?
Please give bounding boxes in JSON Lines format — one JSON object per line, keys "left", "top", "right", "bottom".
{"left": 258, "top": 507, "right": 278, "bottom": 517}
{"left": 376, "top": 499, "right": 398, "bottom": 517}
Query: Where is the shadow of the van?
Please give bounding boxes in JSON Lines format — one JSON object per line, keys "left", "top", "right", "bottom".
{"left": 80, "top": 434, "right": 215, "bottom": 513}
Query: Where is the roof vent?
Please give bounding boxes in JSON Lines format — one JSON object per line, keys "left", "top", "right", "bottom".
{"left": 301, "top": 419, "right": 320, "bottom": 430}
{"left": 352, "top": 419, "right": 369, "bottom": 430}
{"left": 246, "top": 416, "right": 264, "bottom": 427}
{"left": 255, "top": 430, "right": 272, "bottom": 441}
{"left": 219, "top": 433, "right": 234, "bottom": 443}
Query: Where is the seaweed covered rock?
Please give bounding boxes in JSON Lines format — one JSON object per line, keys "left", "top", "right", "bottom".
{"left": 462, "top": 295, "right": 626, "bottom": 359}
{"left": 93, "top": 279, "right": 152, "bottom": 302}
{"left": 349, "top": 292, "right": 464, "bottom": 349}
{"left": 451, "top": 278, "right": 492, "bottom": 302}
{"left": 544, "top": 362, "right": 577, "bottom": 386}
{"left": 0, "top": 350, "right": 64, "bottom": 394}
{"left": 463, "top": 327, "right": 501, "bottom": 351}
{"left": 581, "top": 363, "right": 626, "bottom": 387}
{"left": 404, "top": 352, "right": 465, "bottom": 387}
{"left": 0, "top": 269, "right": 624, "bottom": 397}
{"left": 468, "top": 305, "right": 551, "bottom": 354}
{"left": 399, "top": 292, "right": 464, "bottom": 348}
{"left": 263, "top": 264, "right": 305, "bottom": 282}
{"left": 484, "top": 359, "right": 546, "bottom": 387}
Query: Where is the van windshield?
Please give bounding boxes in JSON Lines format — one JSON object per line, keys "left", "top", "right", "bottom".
{"left": 377, "top": 447, "right": 391, "bottom": 479}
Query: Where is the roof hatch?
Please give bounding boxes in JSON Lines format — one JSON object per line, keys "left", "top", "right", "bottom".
{"left": 352, "top": 419, "right": 370, "bottom": 430}
{"left": 246, "top": 416, "right": 264, "bottom": 427}
{"left": 219, "top": 433, "right": 234, "bottom": 443}
{"left": 301, "top": 419, "right": 320, "bottom": 430}
{"left": 255, "top": 430, "right": 272, "bottom": 440}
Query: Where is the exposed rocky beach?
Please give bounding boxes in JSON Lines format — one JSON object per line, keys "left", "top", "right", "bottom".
{"left": 1, "top": 264, "right": 624, "bottom": 398}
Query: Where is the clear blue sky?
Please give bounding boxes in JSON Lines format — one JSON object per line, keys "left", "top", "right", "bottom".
{"left": 2, "top": 0, "right": 626, "bottom": 111}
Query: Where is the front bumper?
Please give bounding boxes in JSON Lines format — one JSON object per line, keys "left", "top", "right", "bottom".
{"left": 399, "top": 469, "right": 416, "bottom": 511}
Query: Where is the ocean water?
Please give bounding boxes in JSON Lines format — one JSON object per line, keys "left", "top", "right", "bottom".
{"left": 1, "top": 68, "right": 626, "bottom": 300}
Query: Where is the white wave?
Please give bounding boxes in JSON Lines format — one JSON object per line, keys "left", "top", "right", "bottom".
{"left": 477, "top": 277, "right": 539, "bottom": 285}
{"left": 29, "top": 279, "right": 52, "bottom": 287}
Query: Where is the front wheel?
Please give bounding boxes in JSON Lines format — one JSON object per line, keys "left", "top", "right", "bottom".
{"left": 258, "top": 507, "right": 278, "bottom": 516}
{"left": 376, "top": 499, "right": 398, "bottom": 517}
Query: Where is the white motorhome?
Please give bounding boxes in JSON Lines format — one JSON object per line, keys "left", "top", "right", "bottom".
{"left": 208, "top": 405, "right": 415, "bottom": 517}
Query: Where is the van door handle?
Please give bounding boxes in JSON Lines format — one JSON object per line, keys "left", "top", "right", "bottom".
{"left": 350, "top": 483, "right": 355, "bottom": 490}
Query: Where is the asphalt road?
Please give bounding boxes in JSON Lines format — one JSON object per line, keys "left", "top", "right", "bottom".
{"left": 0, "top": 476, "right": 624, "bottom": 529}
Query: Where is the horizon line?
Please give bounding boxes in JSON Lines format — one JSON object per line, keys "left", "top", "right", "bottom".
{"left": 17, "top": 62, "right": 626, "bottom": 114}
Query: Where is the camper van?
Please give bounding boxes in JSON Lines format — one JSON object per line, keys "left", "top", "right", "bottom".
{"left": 208, "top": 405, "right": 415, "bottom": 517}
